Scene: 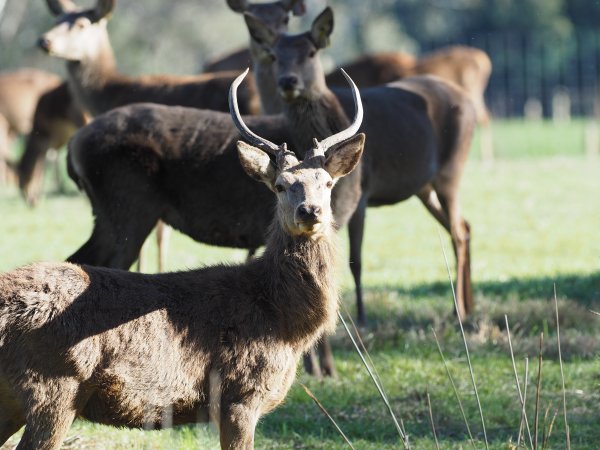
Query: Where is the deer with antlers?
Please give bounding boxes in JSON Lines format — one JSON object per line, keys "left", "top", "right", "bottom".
{"left": 0, "top": 68, "right": 62, "bottom": 185}
{"left": 245, "top": 7, "right": 476, "bottom": 322}
{"left": 0, "top": 72, "right": 364, "bottom": 450}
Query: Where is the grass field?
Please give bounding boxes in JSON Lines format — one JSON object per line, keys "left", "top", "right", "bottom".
{"left": 1, "top": 120, "right": 599, "bottom": 449}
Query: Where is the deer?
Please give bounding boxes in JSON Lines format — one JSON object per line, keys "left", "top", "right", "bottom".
{"left": 38, "top": 0, "right": 259, "bottom": 118}
{"left": 64, "top": 68, "right": 363, "bottom": 376}
{"left": 36, "top": 0, "right": 261, "bottom": 271}
{"left": 326, "top": 46, "right": 493, "bottom": 158}
{"left": 205, "top": 0, "right": 306, "bottom": 74}
{"left": 0, "top": 68, "right": 62, "bottom": 185}
{"left": 204, "top": 0, "right": 307, "bottom": 114}
{"left": 326, "top": 46, "right": 492, "bottom": 126}
{"left": 244, "top": 7, "right": 477, "bottom": 323}
{"left": 16, "top": 82, "right": 88, "bottom": 207}
{"left": 0, "top": 71, "right": 365, "bottom": 450}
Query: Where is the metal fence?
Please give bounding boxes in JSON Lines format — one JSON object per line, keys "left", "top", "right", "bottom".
{"left": 422, "top": 28, "right": 600, "bottom": 119}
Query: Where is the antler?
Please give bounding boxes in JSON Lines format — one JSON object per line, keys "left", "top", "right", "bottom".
{"left": 45, "top": 0, "right": 77, "bottom": 15}
{"left": 229, "top": 69, "right": 282, "bottom": 155}
{"left": 314, "top": 69, "right": 363, "bottom": 153}
{"left": 94, "top": 0, "right": 115, "bottom": 19}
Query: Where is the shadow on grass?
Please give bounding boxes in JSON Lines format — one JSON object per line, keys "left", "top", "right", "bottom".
{"left": 370, "top": 271, "right": 600, "bottom": 306}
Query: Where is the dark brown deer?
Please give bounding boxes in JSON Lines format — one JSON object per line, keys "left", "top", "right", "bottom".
{"left": 205, "top": 0, "right": 305, "bottom": 73}
{"left": 16, "top": 82, "right": 87, "bottom": 206}
{"left": 0, "top": 71, "right": 365, "bottom": 450}
{"left": 245, "top": 7, "right": 476, "bottom": 322}
{"left": 204, "top": 0, "right": 306, "bottom": 114}
{"left": 0, "top": 68, "right": 62, "bottom": 184}
{"left": 38, "top": 0, "right": 259, "bottom": 118}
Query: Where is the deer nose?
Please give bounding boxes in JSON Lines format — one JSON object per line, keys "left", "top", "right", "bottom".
{"left": 296, "top": 205, "right": 322, "bottom": 223}
{"left": 38, "top": 37, "right": 51, "bottom": 52}
{"left": 278, "top": 75, "right": 299, "bottom": 91}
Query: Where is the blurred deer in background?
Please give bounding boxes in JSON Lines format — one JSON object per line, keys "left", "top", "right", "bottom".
{"left": 0, "top": 68, "right": 62, "bottom": 185}
{"left": 0, "top": 71, "right": 365, "bottom": 450}
{"left": 327, "top": 46, "right": 494, "bottom": 159}
{"left": 205, "top": 0, "right": 307, "bottom": 114}
{"left": 37, "top": 0, "right": 260, "bottom": 272}
{"left": 245, "top": 7, "right": 476, "bottom": 322}
{"left": 16, "top": 82, "right": 87, "bottom": 207}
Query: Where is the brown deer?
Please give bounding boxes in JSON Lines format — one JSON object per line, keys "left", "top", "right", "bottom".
{"left": 16, "top": 82, "right": 88, "bottom": 207}
{"left": 245, "top": 7, "right": 476, "bottom": 322}
{"left": 38, "top": 0, "right": 259, "bottom": 118}
{"left": 326, "top": 46, "right": 492, "bottom": 126}
{"left": 326, "top": 46, "right": 493, "bottom": 159}
{"left": 204, "top": 0, "right": 306, "bottom": 114}
{"left": 205, "top": 0, "right": 306, "bottom": 73}
{"left": 0, "top": 71, "right": 364, "bottom": 450}
{"left": 0, "top": 68, "right": 62, "bottom": 184}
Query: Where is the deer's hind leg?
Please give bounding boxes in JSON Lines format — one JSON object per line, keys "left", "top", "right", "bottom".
{"left": 418, "top": 183, "right": 472, "bottom": 319}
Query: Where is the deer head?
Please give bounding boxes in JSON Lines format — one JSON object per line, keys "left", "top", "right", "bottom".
{"left": 244, "top": 6, "right": 333, "bottom": 101}
{"left": 227, "top": 0, "right": 306, "bottom": 33}
{"left": 38, "top": 0, "right": 115, "bottom": 61}
{"left": 230, "top": 68, "right": 364, "bottom": 237}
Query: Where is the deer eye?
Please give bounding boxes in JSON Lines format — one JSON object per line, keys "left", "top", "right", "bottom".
{"left": 308, "top": 50, "right": 316, "bottom": 58}
{"left": 326, "top": 180, "right": 333, "bottom": 189}
{"left": 283, "top": 17, "right": 289, "bottom": 25}
{"left": 275, "top": 183, "right": 285, "bottom": 193}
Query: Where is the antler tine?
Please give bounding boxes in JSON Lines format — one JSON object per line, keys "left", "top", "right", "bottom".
{"left": 46, "top": 0, "right": 78, "bottom": 16}
{"left": 229, "top": 69, "right": 281, "bottom": 155}
{"left": 94, "top": 0, "right": 115, "bottom": 19}
{"left": 317, "top": 69, "right": 363, "bottom": 151}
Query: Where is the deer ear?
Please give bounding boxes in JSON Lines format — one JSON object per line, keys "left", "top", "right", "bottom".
{"left": 244, "top": 13, "right": 278, "bottom": 48}
{"left": 227, "top": 0, "right": 248, "bottom": 13}
{"left": 237, "top": 141, "right": 277, "bottom": 189}
{"left": 281, "top": 0, "right": 306, "bottom": 16}
{"left": 310, "top": 7, "right": 334, "bottom": 49}
{"left": 324, "top": 133, "right": 365, "bottom": 179}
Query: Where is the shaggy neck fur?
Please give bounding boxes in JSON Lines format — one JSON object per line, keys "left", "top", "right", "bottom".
{"left": 259, "top": 217, "right": 338, "bottom": 351}
{"left": 66, "top": 33, "right": 117, "bottom": 114}
{"left": 283, "top": 89, "right": 350, "bottom": 154}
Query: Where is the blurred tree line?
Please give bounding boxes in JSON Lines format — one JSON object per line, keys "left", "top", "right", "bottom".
{"left": 1, "top": 0, "right": 599, "bottom": 116}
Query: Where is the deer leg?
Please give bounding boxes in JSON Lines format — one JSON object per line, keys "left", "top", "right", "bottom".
{"left": 245, "top": 248, "right": 257, "bottom": 262}
{"left": 0, "top": 115, "right": 10, "bottom": 185}
{"left": 317, "top": 336, "right": 336, "bottom": 378}
{"left": 137, "top": 237, "right": 148, "bottom": 273}
{"left": 434, "top": 187, "right": 472, "bottom": 319}
{"left": 156, "top": 220, "right": 172, "bottom": 273}
{"left": 348, "top": 196, "right": 368, "bottom": 326}
{"left": 417, "top": 184, "right": 451, "bottom": 232}
{"left": 219, "top": 403, "right": 257, "bottom": 450}
{"left": 0, "top": 389, "right": 24, "bottom": 445}
{"left": 15, "top": 382, "right": 78, "bottom": 450}
{"left": 303, "top": 349, "right": 323, "bottom": 378}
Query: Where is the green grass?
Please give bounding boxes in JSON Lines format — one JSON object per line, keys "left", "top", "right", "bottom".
{"left": 1, "top": 120, "right": 600, "bottom": 449}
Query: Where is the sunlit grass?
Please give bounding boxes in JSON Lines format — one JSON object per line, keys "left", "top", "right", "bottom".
{"left": 1, "top": 123, "right": 599, "bottom": 448}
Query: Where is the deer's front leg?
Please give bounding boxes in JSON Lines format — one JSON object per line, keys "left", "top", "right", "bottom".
{"left": 219, "top": 403, "right": 257, "bottom": 450}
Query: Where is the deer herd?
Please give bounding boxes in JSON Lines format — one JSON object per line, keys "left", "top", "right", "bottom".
{"left": 0, "top": 0, "right": 492, "bottom": 448}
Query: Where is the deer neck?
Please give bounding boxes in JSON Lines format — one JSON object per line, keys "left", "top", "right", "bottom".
{"left": 250, "top": 44, "right": 283, "bottom": 115}
{"left": 66, "top": 33, "right": 117, "bottom": 116}
{"left": 283, "top": 89, "right": 350, "bottom": 155}
{"left": 260, "top": 220, "right": 339, "bottom": 349}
